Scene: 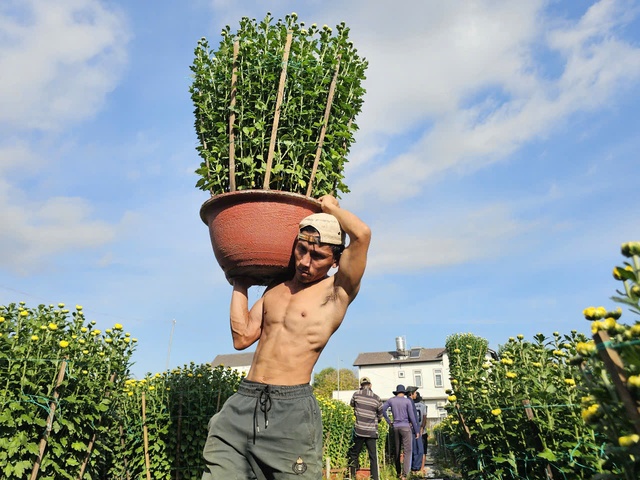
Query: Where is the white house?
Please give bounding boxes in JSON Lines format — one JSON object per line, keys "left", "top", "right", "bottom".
{"left": 211, "top": 351, "right": 254, "bottom": 377}
{"left": 343, "top": 338, "right": 452, "bottom": 427}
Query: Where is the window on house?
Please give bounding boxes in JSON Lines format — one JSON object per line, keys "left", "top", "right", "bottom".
{"left": 413, "top": 370, "right": 422, "bottom": 388}
{"left": 434, "top": 369, "right": 443, "bottom": 388}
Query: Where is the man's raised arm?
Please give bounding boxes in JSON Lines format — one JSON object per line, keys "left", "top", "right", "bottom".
{"left": 229, "top": 278, "right": 263, "bottom": 350}
{"left": 318, "top": 195, "right": 371, "bottom": 301}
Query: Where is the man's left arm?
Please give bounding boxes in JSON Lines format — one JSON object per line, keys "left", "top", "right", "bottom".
{"left": 318, "top": 195, "right": 371, "bottom": 302}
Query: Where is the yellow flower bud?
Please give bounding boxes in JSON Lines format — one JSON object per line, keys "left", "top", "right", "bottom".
{"left": 619, "top": 434, "right": 640, "bottom": 447}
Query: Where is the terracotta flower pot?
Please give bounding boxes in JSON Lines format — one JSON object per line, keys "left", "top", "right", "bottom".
{"left": 200, "top": 190, "right": 321, "bottom": 285}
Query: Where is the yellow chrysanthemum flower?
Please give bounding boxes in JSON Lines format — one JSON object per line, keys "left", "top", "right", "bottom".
{"left": 114, "top": 323, "right": 123, "bottom": 330}
{"left": 491, "top": 408, "right": 502, "bottom": 416}
{"left": 59, "top": 340, "right": 69, "bottom": 348}
{"left": 31, "top": 335, "right": 39, "bottom": 341}
{"left": 48, "top": 323, "right": 58, "bottom": 331}
{"left": 627, "top": 375, "right": 640, "bottom": 389}
{"left": 506, "top": 372, "right": 517, "bottom": 379}
{"left": 576, "top": 341, "right": 596, "bottom": 356}
{"left": 447, "top": 395, "right": 457, "bottom": 402}
{"left": 619, "top": 434, "right": 640, "bottom": 447}
{"left": 20, "top": 311, "right": 28, "bottom": 317}
{"left": 564, "top": 378, "right": 576, "bottom": 386}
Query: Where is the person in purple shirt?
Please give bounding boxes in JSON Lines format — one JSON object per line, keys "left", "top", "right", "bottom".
{"left": 381, "top": 384, "right": 419, "bottom": 480}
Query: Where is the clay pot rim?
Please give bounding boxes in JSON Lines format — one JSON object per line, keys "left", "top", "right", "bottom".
{"left": 200, "top": 190, "right": 322, "bottom": 225}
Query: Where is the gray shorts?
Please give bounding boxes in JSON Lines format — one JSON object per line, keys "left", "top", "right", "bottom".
{"left": 201, "top": 379, "right": 322, "bottom": 479}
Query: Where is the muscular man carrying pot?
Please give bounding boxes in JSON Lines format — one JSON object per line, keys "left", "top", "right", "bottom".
{"left": 202, "top": 194, "right": 371, "bottom": 479}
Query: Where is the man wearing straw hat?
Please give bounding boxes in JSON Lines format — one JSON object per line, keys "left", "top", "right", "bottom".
{"left": 202, "top": 194, "right": 371, "bottom": 479}
{"left": 382, "top": 384, "right": 420, "bottom": 480}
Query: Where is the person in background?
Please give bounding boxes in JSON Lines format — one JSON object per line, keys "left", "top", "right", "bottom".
{"left": 347, "top": 377, "right": 383, "bottom": 480}
{"left": 382, "top": 384, "right": 419, "bottom": 480}
{"left": 411, "top": 390, "right": 428, "bottom": 474}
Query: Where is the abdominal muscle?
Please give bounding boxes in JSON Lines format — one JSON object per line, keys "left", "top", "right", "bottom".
{"left": 245, "top": 279, "right": 344, "bottom": 385}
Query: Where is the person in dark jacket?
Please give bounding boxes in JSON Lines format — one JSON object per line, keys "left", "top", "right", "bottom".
{"left": 382, "top": 385, "right": 419, "bottom": 480}
{"left": 347, "top": 377, "right": 383, "bottom": 480}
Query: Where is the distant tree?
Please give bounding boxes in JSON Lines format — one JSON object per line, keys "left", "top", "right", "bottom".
{"left": 313, "top": 367, "right": 359, "bottom": 398}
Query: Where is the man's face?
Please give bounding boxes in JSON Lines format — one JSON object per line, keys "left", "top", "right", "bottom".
{"left": 293, "top": 235, "right": 337, "bottom": 283}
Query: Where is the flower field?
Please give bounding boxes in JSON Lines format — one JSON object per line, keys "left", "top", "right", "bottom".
{"left": 0, "top": 301, "right": 385, "bottom": 479}
{"left": 439, "top": 242, "right": 640, "bottom": 480}
{"left": 0, "top": 302, "right": 242, "bottom": 480}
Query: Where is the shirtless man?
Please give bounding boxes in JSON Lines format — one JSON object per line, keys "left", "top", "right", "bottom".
{"left": 202, "top": 194, "right": 371, "bottom": 480}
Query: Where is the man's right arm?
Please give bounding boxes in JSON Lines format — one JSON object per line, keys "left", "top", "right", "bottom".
{"left": 229, "top": 279, "right": 263, "bottom": 350}
{"left": 381, "top": 400, "right": 391, "bottom": 425}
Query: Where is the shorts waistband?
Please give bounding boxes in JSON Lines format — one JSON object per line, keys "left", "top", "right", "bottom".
{"left": 238, "top": 378, "right": 313, "bottom": 399}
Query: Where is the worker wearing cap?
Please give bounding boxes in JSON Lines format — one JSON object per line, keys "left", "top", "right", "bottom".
{"left": 347, "top": 377, "right": 383, "bottom": 480}
{"left": 202, "top": 194, "right": 371, "bottom": 479}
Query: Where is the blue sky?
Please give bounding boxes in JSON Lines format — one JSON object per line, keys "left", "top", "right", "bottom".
{"left": 1, "top": 0, "right": 640, "bottom": 378}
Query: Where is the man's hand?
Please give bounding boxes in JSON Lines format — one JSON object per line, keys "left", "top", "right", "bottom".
{"left": 318, "top": 194, "right": 339, "bottom": 213}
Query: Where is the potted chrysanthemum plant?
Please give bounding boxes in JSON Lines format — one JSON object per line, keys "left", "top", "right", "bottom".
{"left": 190, "top": 12, "right": 367, "bottom": 284}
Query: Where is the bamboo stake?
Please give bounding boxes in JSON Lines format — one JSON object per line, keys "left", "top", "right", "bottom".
{"left": 522, "top": 400, "right": 554, "bottom": 479}
{"left": 30, "top": 359, "right": 67, "bottom": 480}
{"left": 454, "top": 403, "right": 471, "bottom": 442}
{"left": 142, "top": 392, "right": 152, "bottom": 480}
{"left": 263, "top": 31, "right": 293, "bottom": 189}
{"left": 77, "top": 373, "right": 117, "bottom": 479}
{"left": 593, "top": 330, "right": 640, "bottom": 434}
{"left": 306, "top": 56, "right": 341, "bottom": 197}
{"left": 216, "top": 388, "right": 222, "bottom": 413}
{"left": 228, "top": 40, "right": 239, "bottom": 192}
{"left": 119, "top": 424, "right": 131, "bottom": 480}
{"left": 174, "top": 394, "right": 184, "bottom": 480}
{"left": 198, "top": 118, "right": 214, "bottom": 197}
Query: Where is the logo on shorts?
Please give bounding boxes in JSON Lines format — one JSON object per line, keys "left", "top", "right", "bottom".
{"left": 292, "top": 456, "right": 307, "bottom": 474}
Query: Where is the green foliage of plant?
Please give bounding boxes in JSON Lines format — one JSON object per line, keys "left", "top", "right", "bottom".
{"left": 108, "top": 363, "right": 243, "bottom": 479}
{"left": 316, "top": 395, "right": 387, "bottom": 470}
{"left": 440, "top": 331, "right": 609, "bottom": 479}
{"left": 0, "top": 302, "right": 244, "bottom": 479}
{"left": 573, "top": 241, "right": 640, "bottom": 480}
{"left": 0, "top": 302, "right": 134, "bottom": 480}
{"left": 190, "top": 12, "right": 367, "bottom": 197}
{"left": 313, "top": 366, "right": 359, "bottom": 398}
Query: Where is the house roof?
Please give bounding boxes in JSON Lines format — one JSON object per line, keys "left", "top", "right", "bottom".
{"left": 353, "top": 347, "right": 445, "bottom": 366}
{"left": 211, "top": 351, "right": 254, "bottom": 368}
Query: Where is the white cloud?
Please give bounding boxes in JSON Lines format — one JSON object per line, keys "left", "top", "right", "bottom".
{"left": 0, "top": 0, "right": 130, "bottom": 131}
{"left": 366, "top": 202, "right": 538, "bottom": 273}
{"left": 345, "top": 0, "right": 640, "bottom": 203}
{"left": 0, "top": 182, "right": 120, "bottom": 274}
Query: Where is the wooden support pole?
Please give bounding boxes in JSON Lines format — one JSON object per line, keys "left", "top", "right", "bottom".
{"left": 454, "top": 403, "right": 471, "bottom": 442}
{"left": 594, "top": 330, "right": 640, "bottom": 434}
{"left": 228, "top": 40, "right": 239, "bottom": 192}
{"left": 77, "top": 373, "right": 117, "bottom": 479}
{"left": 306, "top": 56, "right": 341, "bottom": 197}
{"left": 174, "top": 393, "right": 183, "bottom": 480}
{"left": 30, "top": 359, "right": 67, "bottom": 480}
{"left": 119, "top": 424, "right": 131, "bottom": 480}
{"left": 142, "top": 392, "right": 152, "bottom": 480}
{"left": 522, "top": 400, "right": 554, "bottom": 479}
{"left": 263, "top": 31, "right": 293, "bottom": 189}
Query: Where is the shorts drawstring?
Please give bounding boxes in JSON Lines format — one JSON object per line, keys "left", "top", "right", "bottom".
{"left": 253, "top": 384, "right": 272, "bottom": 443}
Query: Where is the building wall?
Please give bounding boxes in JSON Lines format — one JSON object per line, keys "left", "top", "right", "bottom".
{"left": 331, "top": 354, "right": 453, "bottom": 422}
